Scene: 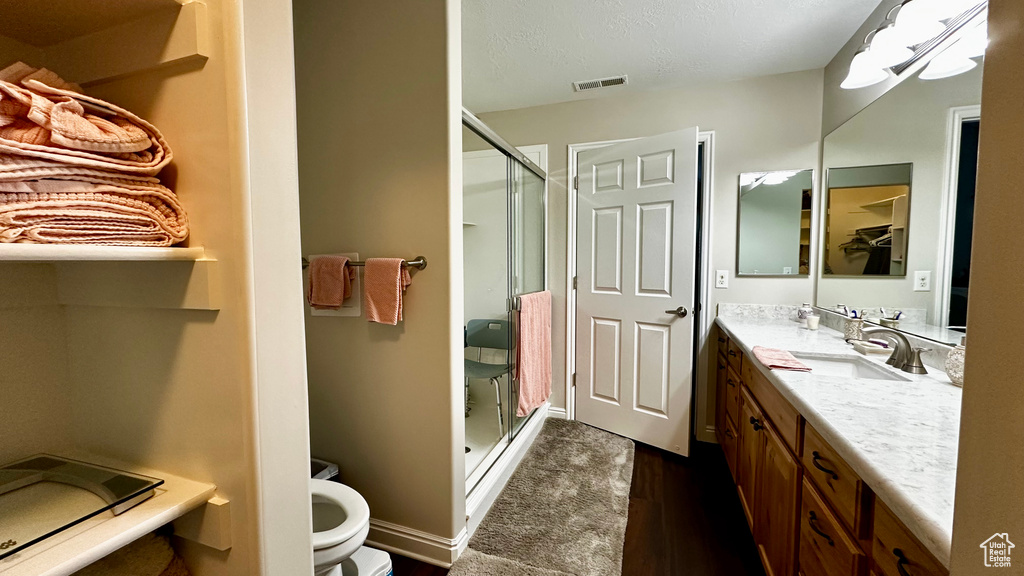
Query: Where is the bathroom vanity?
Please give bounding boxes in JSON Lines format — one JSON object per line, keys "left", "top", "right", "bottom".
{"left": 713, "top": 313, "right": 958, "bottom": 576}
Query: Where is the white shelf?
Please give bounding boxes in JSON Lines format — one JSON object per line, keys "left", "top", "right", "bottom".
{"left": 0, "top": 245, "right": 207, "bottom": 263}
{"left": 860, "top": 194, "right": 907, "bottom": 209}
{"left": 463, "top": 222, "right": 478, "bottom": 227}
{"left": 0, "top": 457, "right": 217, "bottom": 576}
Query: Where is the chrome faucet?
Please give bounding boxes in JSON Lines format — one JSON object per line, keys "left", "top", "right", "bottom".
{"left": 861, "top": 326, "right": 913, "bottom": 372}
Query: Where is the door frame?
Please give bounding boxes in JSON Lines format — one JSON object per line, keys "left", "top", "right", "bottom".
{"left": 936, "top": 105, "right": 980, "bottom": 327}
{"left": 564, "top": 131, "right": 715, "bottom": 437}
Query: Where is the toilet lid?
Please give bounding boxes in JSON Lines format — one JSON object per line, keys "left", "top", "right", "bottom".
{"left": 311, "top": 479, "right": 371, "bottom": 549}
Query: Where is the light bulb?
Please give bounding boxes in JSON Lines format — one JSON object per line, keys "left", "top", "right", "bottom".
{"left": 930, "top": 0, "right": 982, "bottom": 20}
{"left": 870, "top": 26, "right": 916, "bottom": 66}
{"left": 841, "top": 50, "right": 889, "bottom": 89}
{"left": 763, "top": 171, "right": 798, "bottom": 185}
{"left": 920, "top": 49, "right": 977, "bottom": 80}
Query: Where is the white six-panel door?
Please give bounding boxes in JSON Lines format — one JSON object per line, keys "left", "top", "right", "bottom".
{"left": 575, "top": 128, "right": 699, "bottom": 455}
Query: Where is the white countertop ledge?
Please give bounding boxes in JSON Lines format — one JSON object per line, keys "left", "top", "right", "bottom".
{"left": 716, "top": 315, "right": 960, "bottom": 568}
{"left": 0, "top": 459, "right": 217, "bottom": 576}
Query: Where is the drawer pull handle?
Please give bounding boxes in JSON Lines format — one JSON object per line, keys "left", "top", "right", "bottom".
{"left": 724, "top": 429, "right": 734, "bottom": 439}
{"left": 728, "top": 350, "right": 737, "bottom": 357}
{"left": 718, "top": 363, "right": 726, "bottom": 370}
{"left": 727, "top": 378, "right": 737, "bottom": 388}
{"left": 718, "top": 337, "right": 726, "bottom": 343}
{"left": 807, "top": 511, "right": 834, "bottom": 546}
{"left": 812, "top": 451, "right": 839, "bottom": 480}
{"left": 749, "top": 417, "right": 764, "bottom": 431}
{"left": 894, "top": 548, "right": 913, "bottom": 576}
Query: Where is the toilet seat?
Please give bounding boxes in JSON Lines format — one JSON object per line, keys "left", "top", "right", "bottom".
{"left": 311, "top": 479, "right": 371, "bottom": 550}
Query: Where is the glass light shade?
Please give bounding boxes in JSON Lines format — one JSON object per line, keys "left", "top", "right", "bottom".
{"left": 929, "top": 0, "right": 981, "bottom": 20}
{"left": 841, "top": 50, "right": 889, "bottom": 89}
{"left": 956, "top": 24, "right": 989, "bottom": 58}
{"left": 920, "top": 49, "right": 977, "bottom": 79}
{"left": 892, "top": 3, "right": 947, "bottom": 46}
{"left": 762, "top": 171, "right": 798, "bottom": 185}
{"left": 870, "top": 26, "right": 916, "bottom": 66}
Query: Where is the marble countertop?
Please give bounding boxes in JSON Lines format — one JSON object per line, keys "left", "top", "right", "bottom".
{"left": 716, "top": 315, "right": 961, "bottom": 567}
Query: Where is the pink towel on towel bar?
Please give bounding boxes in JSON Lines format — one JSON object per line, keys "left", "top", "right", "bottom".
{"left": 307, "top": 255, "right": 355, "bottom": 310}
{"left": 364, "top": 258, "right": 412, "bottom": 325}
{"left": 515, "top": 290, "right": 552, "bottom": 417}
{"left": 752, "top": 346, "right": 811, "bottom": 372}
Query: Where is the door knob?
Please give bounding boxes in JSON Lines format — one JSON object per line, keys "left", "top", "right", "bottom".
{"left": 664, "top": 306, "right": 688, "bottom": 318}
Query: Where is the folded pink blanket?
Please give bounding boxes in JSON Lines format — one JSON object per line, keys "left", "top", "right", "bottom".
{"left": 0, "top": 178, "right": 188, "bottom": 246}
{"left": 0, "top": 63, "right": 171, "bottom": 175}
{"left": 751, "top": 346, "right": 811, "bottom": 372}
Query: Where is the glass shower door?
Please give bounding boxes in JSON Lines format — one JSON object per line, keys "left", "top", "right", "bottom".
{"left": 509, "top": 160, "right": 546, "bottom": 440}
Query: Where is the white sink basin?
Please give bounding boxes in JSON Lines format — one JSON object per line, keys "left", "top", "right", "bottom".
{"left": 790, "top": 353, "right": 910, "bottom": 382}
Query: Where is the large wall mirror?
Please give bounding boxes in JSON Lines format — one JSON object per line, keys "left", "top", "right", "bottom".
{"left": 737, "top": 169, "right": 813, "bottom": 276}
{"left": 817, "top": 32, "right": 983, "bottom": 345}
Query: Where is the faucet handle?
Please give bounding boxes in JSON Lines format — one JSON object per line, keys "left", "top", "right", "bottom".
{"left": 903, "top": 347, "right": 931, "bottom": 375}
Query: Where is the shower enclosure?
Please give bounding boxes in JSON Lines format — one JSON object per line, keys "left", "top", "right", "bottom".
{"left": 462, "top": 110, "right": 546, "bottom": 493}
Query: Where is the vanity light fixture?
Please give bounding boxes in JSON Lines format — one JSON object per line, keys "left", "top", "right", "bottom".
{"left": 889, "top": 0, "right": 947, "bottom": 46}
{"left": 919, "top": 50, "right": 976, "bottom": 79}
{"left": 841, "top": 46, "right": 890, "bottom": 90}
{"left": 870, "top": 23, "right": 916, "bottom": 67}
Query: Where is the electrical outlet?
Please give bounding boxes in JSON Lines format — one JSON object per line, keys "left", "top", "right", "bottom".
{"left": 715, "top": 270, "right": 729, "bottom": 289}
{"left": 783, "top": 267, "right": 793, "bottom": 274}
{"left": 914, "top": 270, "right": 931, "bottom": 292}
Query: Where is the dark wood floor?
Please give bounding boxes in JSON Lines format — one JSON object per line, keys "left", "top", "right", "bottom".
{"left": 391, "top": 440, "right": 765, "bottom": 576}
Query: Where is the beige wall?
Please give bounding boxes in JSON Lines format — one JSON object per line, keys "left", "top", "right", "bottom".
{"left": 950, "top": 0, "right": 1024, "bottom": 572}
{"left": 478, "top": 69, "right": 823, "bottom": 441}
{"left": 294, "top": 0, "right": 464, "bottom": 555}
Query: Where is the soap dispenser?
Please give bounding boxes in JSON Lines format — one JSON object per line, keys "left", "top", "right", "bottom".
{"left": 798, "top": 303, "right": 813, "bottom": 324}
{"left": 945, "top": 336, "right": 966, "bottom": 387}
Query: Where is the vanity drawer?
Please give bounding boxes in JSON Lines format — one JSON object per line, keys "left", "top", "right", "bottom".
{"left": 802, "top": 423, "right": 870, "bottom": 537}
{"left": 727, "top": 338, "right": 744, "bottom": 372}
{"left": 725, "top": 365, "right": 741, "bottom": 425}
{"left": 871, "top": 500, "right": 948, "bottom": 576}
{"left": 800, "top": 479, "right": 867, "bottom": 576}
{"left": 717, "top": 329, "right": 729, "bottom": 358}
{"left": 743, "top": 361, "right": 801, "bottom": 453}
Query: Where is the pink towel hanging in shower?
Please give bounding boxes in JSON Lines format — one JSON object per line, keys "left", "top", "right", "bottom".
{"left": 516, "top": 290, "right": 552, "bottom": 416}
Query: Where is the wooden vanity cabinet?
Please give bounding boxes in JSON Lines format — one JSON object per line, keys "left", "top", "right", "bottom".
{"left": 737, "top": 385, "right": 763, "bottom": 529}
{"left": 871, "top": 500, "right": 948, "bottom": 576}
{"left": 755, "top": 420, "right": 801, "bottom": 576}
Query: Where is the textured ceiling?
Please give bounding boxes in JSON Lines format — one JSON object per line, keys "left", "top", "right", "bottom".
{"left": 463, "top": 0, "right": 884, "bottom": 113}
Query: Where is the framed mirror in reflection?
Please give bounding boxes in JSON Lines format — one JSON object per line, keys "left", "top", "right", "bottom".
{"left": 817, "top": 37, "right": 983, "bottom": 345}
{"left": 823, "top": 164, "right": 912, "bottom": 277}
{"left": 737, "top": 169, "right": 813, "bottom": 276}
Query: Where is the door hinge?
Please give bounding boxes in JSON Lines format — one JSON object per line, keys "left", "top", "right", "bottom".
{"left": 573, "top": 175, "right": 579, "bottom": 191}
{"left": 573, "top": 275, "right": 578, "bottom": 290}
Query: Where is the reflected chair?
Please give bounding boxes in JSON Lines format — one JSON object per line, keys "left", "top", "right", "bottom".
{"left": 464, "top": 319, "right": 512, "bottom": 435}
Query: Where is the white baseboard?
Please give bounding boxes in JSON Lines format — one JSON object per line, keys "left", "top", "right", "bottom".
{"left": 465, "top": 403, "right": 549, "bottom": 540}
{"left": 547, "top": 406, "right": 568, "bottom": 420}
{"left": 365, "top": 519, "right": 467, "bottom": 568}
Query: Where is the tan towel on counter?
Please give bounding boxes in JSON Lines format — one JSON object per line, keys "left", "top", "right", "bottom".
{"left": 752, "top": 346, "right": 811, "bottom": 372}
{"left": 0, "top": 177, "right": 189, "bottom": 245}
{"left": 307, "top": 255, "right": 356, "bottom": 309}
{"left": 73, "top": 532, "right": 191, "bottom": 576}
{"left": 363, "top": 257, "right": 411, "bottom": 325}
{"left": 516, "top": 290, "right": 552, "bottom": 416}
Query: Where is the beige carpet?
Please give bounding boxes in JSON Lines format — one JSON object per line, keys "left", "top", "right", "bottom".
{"left": 450, "top": 418, "right": 635, "bottom": 576}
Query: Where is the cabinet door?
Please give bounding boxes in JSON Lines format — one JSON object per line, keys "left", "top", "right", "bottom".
{"left": 737, "top": 386, "right": 763, "bottom": 530}
{"left": 721, "top": 416, "right": 739, "bottom": 480}
{"left": 716, "top": 353, "right": 729, "bottom": 440}
{"left": 756, "top": 421, "right": 801, "bottom": 576}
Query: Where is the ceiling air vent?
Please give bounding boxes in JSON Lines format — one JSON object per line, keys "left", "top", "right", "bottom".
{"left": 573, "top": 75, "right": 628, "bottom": 92}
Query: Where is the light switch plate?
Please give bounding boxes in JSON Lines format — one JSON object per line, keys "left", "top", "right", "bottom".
{"left": 715, "top": 270, "right": 729, "bottom": 289}
{"left": 914, "top": 270, "right": 931, "bottom": 292}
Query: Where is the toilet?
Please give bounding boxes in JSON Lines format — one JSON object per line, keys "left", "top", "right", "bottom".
{"left": 311, "top": 479, "right": 391, "bottom": 576}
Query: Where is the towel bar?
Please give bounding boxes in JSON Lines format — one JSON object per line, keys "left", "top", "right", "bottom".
{"left": 302, "top": 255, "right": 427, "bottom": 270}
